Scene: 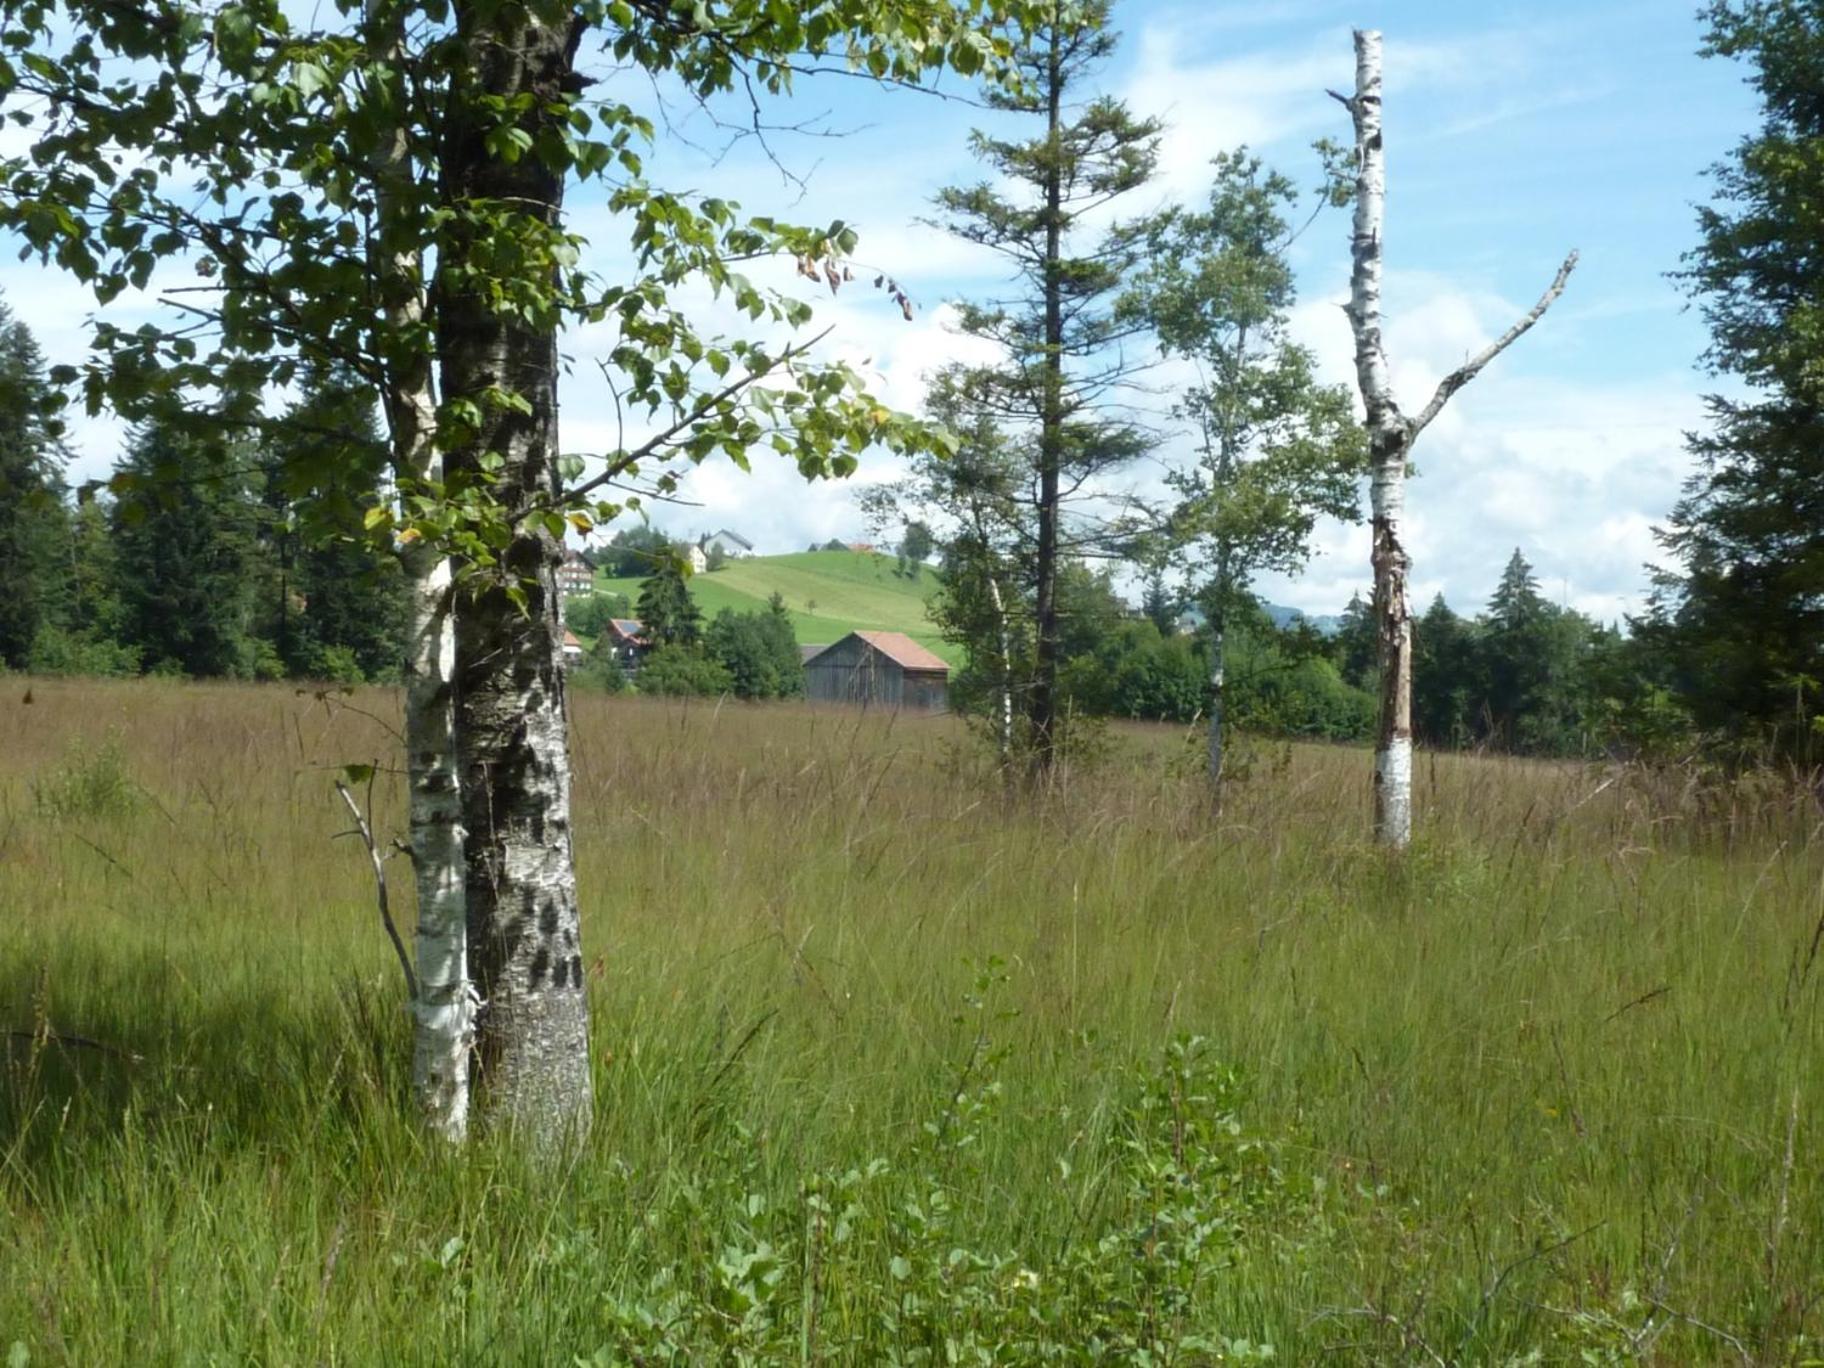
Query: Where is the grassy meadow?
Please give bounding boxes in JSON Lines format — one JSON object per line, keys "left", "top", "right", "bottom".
{"left": 594, "top": 550, "right": 959, "bottom": 663}
{"left": 2, "top": 678, "right": 1821, "bottom": 1363}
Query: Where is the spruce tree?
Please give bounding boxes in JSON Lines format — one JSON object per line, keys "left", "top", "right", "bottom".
{"left": 262, "top": 371, "right": 407, "bottom": 681}
{"left": 933, "top": 0, "right": 1160, "bottom": 773}
{"left": 1648, "top": 0, "right": 1824, "bottom": 757}
{"left": 111, "top": 422, "right": 262, "bottom": 677}
{"left": 0, "top": 301, "right": 70, "bottom": 668}
{"left": 636, "top": 559, "right": 702, "bottom": 649}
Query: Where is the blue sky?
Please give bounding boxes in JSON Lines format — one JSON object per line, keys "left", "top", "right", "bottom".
{"left": 6, "top": 0, "right": 1759, "bottom": 620}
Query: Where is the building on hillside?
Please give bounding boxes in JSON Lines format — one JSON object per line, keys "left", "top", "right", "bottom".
{"left": 803, "top": 631, "right": 949, "bottom": 712}
{"left": 559, "top": 549, "right": 594, "bottom": 597}
{"left": 799, "top": 643, "right": 827, "bottom": 664}
{"left": 603, "top": 618, "right": 649, "bottom": 674}
{"left": 702, "top": 529, "right": 754, "bottom": 559}
{"left": 684, "top": 543, "right": 709, "bottom": 574}
{"left": 561, "top": 629, "right": 585, "bottom": 663}
{"left": 846, "top": 541, "right": 875, "bottom": 555}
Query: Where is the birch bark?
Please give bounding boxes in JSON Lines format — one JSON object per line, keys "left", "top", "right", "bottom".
{"left": 440, "top": 1, "right": 591, "bottom": 1149}
{"left": 1337, "top": 28, "right": 1576, "bottom": 848}
{"left": 986, "top": 571, "right": 1015, "bottom": 770}
{"left": 364, "top": 0, "right": 471, "bottom": 1140}
{"left": 1206, "top": 618, "right": 1226, "bottom": 794}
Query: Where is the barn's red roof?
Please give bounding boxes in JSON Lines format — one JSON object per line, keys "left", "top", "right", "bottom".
{"left": 851, "top": 630, "right": 949, "bottom": 673}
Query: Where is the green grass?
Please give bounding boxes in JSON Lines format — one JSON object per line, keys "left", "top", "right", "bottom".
{"left": 3, "top": 679, "right": 1822, "bottom": 1363}
{"left": 595, "top": 549, "right": 958, "bottom": 663}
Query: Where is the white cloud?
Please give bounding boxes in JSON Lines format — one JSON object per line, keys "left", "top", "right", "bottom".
{"left": 1256, "top": 271, "right": 1701, "bottom": 622}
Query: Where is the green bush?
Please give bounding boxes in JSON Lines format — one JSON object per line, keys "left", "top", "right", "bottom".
{"left": 25, "top": 625, "right": 142, "bottom": 678}
{"left": 582, "top": 1035, "right": 1299, "bottom": 1363}
{"left": 705, "top": 603, "right": 802, "bottom": 700}
{"left": 31, "top": 731, "right": 139, "bottom": 820}
{"left": 638, "top": 644, "right": 733, "bottom": 697}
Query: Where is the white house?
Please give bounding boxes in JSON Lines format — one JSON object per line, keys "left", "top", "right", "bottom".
{"left": 558, "top": 550, "right": 594, "bottom": 597}
{"left": 702, "top": 529, "right": 754, "bottom": 559}
{"left": 684, "top": 543, "right": 709, "bottom": 574}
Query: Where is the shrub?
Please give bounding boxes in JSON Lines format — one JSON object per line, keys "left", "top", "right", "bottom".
{"left": 637, "top": 644, "right": 733, "bottom": 697}
{"left": 25, "top": 625, "right": 141, "bottom": 678}
{"left": 32, "top": 731, "right": 139, "bottom": 820}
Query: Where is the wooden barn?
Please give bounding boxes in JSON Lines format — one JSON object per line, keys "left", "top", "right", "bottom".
{"left": 803, "top": 631, "right": 949, "bottom": 711}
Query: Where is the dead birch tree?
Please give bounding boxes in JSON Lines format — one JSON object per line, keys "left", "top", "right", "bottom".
{"left": 1332, "top": 29, "right": 1577, "bottom": 849}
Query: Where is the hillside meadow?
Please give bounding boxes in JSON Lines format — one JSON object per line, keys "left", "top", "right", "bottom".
{"left": 2, "top": 678, "right": 1820, "bottom": 1363}
{"left": 593, "top": 550, "right": 960, "bottom": 664}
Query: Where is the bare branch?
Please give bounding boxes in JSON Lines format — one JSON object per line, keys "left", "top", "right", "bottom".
{"left": 1408, "top": 250, "right": 1579, "bottom": 440}
{"left": 334, "top": 778, "right": 419, "bottom": 1002}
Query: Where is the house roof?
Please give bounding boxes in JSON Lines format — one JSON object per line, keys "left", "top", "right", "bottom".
{"left": 853, "top": 630, "right": 950, "bottom": 673}
{"left": 710, "top": 528, "right": 754, "bottom": 550}
{"left": 608, "top": 618, "right": 647, "bottom": 643}
{"left": 562, "top": 630, "right": 582, "bottom": 649}
{"left": 799, "top": 643, "right": 828, "bottom": 662}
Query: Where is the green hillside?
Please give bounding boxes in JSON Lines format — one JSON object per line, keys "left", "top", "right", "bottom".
{"left": 593, "top": 550, "right": 958, "bottom": 664}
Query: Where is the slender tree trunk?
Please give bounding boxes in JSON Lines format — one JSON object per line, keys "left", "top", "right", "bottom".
{"left": 440, "top": 1, "right": 591, "bottom": 1149}
{"left": 1206, "top": 614, "right": 1226, "bottom": 795}
{"left": 986, "top": 570, "right": 1014, "bottom": 769}
{"left": 365, "top": 0, "right": 471, "bottom": 1140}
{"left": 1028, "top": 18, "right": 1065, "bottom": 777}
{"left": 1341, "top": 31, "right": 1414, "bottom": 849}
{"left": 1368, "top": 454, "right": 1414, "bottom": 846}
{"left": 1336, "top": 27, "right": 1575, "bottom": 849}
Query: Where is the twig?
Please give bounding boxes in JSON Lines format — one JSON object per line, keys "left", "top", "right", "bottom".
{"left": 334, "top": 778, "right": 418, "bottom": 1002}
{"left": 5, "top": 1029, "right": 144, "bottom": 1064}
{"left": 1602, "top": 984, "right": 1671, "bottom": 1024}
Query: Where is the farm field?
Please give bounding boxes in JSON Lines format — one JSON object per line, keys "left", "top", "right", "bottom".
{"left": 593, "top": 549, "right": 959, "bottom": 664}
{"left": 2, "top": 678, "right": 1821, "bottom": 1363}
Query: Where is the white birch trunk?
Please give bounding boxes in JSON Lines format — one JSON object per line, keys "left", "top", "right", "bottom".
{"left": 441, "top": 0, "right": 592, "bottom": 1151}
{"left": 400, "top": 545, "right": 473, "bottom": 1140}
{"left": 1337, "top": 27, "right": 1576, "bottom": 850}
{"left": 987, "top": 572, "right": 1014, "bottom": 769}
{"left": 366, "top": 0, "right": 472, "bottom": 1138}
{"left": 1206, "top": 621, "right": 1226, "bottom": 797}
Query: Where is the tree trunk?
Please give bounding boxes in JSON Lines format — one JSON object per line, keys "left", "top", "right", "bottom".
{"left": 1341, "top": 31, "right": 1414, "bottom": 849}
{"left": 1369, "top": 455, "right": 1414, "bottom": 847}
{"left": 1028, "top": 18, "right": 1065, "bottom": 778}
{"left": 439, "top": 1, "right": 591, "bottom": 1150}
{"left": 1338, "top": 28, "right": 1575, "bottom": 848}
{"left": 1206, "top": 616, "right": 1226, "bottom": 798}
{"left": 987, "top": 570, "right": 1014, "bottom": 770}
{"left": 365, "top": 0, "right": 471, "bottom": 1140}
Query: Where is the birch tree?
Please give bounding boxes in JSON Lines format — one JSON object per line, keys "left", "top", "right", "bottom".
{"left": 0, "top": 0, "right": 1043, "bottom": 1148}
{"left": 1332, "top": 29, "right": 1577, "bottom": 848}
{"left": 1127, "top": 151, "right": 1363, "bottom": 797}
{"left": 864, "top": 374, "right": 1027, "bottom": 769}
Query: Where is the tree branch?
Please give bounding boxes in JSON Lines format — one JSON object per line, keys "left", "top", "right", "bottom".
{"left": 543, "top": 324, "right": 834, "bottom": 513}
{"left": 1407, "top": 250, "right": 1579, "bottom": 440}
{"left": 334, "top": 777, "right": 419, "bottom": 1002}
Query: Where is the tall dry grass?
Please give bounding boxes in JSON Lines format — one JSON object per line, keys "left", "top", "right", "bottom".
{"left": 1, "top": 677, "right": 1820, "bottom": 1362}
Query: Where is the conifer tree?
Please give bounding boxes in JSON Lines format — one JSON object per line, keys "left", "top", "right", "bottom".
{"left": 0, "top": 301, "right": 70, "bottom": 668}
{"left": 1647, "top": 0, "right": 1824, "bottom": 759}
{"left": 111, "top": 423, "right": 262, "bottom": 677}
{"left": 933, "top": 0, "right": 1161, "bottom": 774}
